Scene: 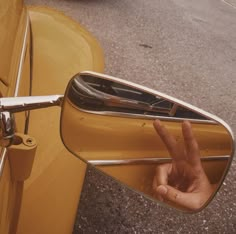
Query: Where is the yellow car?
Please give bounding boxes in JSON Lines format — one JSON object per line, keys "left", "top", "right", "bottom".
{"left": 0, "top": 0, "right": 234, "bottom": 233}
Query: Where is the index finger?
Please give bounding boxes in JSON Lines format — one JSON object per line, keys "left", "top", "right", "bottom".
{"left": 153, "top": 120, "right": 184, "bottom": 160}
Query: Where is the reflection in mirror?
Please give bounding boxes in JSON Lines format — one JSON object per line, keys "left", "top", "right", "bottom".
{"left": 61, "top": 71, "right": 234, "bottom": 212}
{"left": 68, "top": 73, "right": 208, "bottom": 120}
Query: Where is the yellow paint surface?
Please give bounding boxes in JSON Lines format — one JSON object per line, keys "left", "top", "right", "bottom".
{"left": 15, "top": 6, "right": 104, "bottom": 234}
{"left": 61, "top": 100, "right": 232, "bottom": 160}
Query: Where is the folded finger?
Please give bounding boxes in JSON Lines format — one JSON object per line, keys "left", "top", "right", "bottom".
{"left": 155, "top": 185, "right": 202, "bottom": 211}
{"left": 153, "top": 163, "right": 171, "bottom": 190}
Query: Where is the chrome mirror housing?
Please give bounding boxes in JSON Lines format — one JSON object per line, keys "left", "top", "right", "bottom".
{"left": 60, "top": 71, "right": 234, "bottom": 213}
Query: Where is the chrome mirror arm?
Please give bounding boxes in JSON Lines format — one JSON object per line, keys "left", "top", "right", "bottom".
{"left": 0, "top": 95, "right": 64, "bottom": 113}
{"left": 0, "top": 95, "right": 63, "bottom": 147}
{"left": 0, "top": 112, "right": 15, "bottom": 147}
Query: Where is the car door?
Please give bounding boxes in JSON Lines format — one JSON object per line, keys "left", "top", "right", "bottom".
{"left": 0, "top": 0, "right": 31, "bottom": 233}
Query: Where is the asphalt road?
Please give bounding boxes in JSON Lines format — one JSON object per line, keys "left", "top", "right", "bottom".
{"left": 26, "top": 0, "right": 236, "bottom": 233}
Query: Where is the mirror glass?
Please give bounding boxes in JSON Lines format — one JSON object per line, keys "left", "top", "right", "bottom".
{"left": 60, "top": 71, "right": 234, "bottom": 212}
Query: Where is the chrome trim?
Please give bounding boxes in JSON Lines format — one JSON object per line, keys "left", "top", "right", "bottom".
{"left": 74, "top": 108, "right": 217, "bottom": 125}
{"left": 14, "top": 13, "right": 30, "bottom": 97}
{"left": 0, "top": 148, "right": 7, "bottom": 180}
{"left": 0, "top": 95, "right": 63, "bottom": 113}
{"left": 89, "top": 155, "right": 230, "bottom": 166}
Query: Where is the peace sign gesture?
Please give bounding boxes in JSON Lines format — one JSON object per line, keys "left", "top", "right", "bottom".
{"left": 152, "top": 120, "right": 215, "bottom": 211}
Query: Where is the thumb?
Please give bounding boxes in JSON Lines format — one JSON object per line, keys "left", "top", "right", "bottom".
{"left": 155, "top": 185, "right": 195, "bottom": 209}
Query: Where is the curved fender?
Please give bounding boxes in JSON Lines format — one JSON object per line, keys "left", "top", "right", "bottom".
{"left": 17, "top": 6, "right": 104, "bottom": 234}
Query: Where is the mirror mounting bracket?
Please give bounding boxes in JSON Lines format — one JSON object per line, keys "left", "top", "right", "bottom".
{"left": 0, "top": 95, "right": 63, "bottom": 147}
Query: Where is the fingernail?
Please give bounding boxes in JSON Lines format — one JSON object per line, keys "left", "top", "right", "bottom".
{"left": 183, "top": 120, "right": 191, "bottom": 127}
{"left": 154, "top": 120, "right": 162, "bottom": 128}
{"left": 156, "top": 185, "right": 168, "bottom": 195}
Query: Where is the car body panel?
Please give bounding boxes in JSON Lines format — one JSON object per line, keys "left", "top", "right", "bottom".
{"left": 17, "top": 6, "right": 104, "bottom": 234}
{"left": 61, "top": 106, "right": 232, "bottom": 160}
{"left": 0, "top": 1, "right": 104, "bottom": 233}
{"left": 0, "top": 1, "right": 30, "bottom": 233}
{"left": 0, "top": 0, "right": 24, "bottom": 88}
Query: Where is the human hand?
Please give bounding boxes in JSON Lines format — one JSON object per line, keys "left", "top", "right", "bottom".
{"left": 152, "top": 120, "right": 215, "bottom": 211}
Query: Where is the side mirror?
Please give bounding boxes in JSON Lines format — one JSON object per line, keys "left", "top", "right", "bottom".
{"left": 60, "top": 71, "right": 234, "bottom": 212}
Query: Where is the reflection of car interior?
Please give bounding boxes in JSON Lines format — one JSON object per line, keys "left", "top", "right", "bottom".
{"left": 69, "top": 74, "right": 207, "bottom": 120}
